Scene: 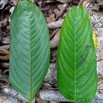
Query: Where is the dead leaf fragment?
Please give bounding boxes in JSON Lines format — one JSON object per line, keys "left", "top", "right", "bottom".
{"left": 10, "top": 0, "right": 18, "bottom": 5}
{"left": 50, "top": 30, "right": 60, "bottom": 48}
{"left": 0, "top": 0, "right": 8, "bottom": 9}
{"left": 42, "top": 83, "right": 52, "bottom": 89}
{"left": 0, "top": 45, "right": 9, "bottom": 50}
{"left": 48, "top": 19, "right": 63, "bottom": 29}
{"left": 36, "top": 97, "right": 48, "bottom": 103}
{"left": 50, "top": 29, "right": 59, "bottom": 39}
{"left": 2, "top": 63, "right": 9, "bottom": 68}
{"left": 0, "top": 49, "right": 9, "bottom": 55}
{"left": 44, "top": 0, "right": 56, "bottom": 3}
{"left": 0, "top": 55, "right": 9, "bottom": 60}
{"left": 56, "top": 0, "right": 72, "bottom": 3}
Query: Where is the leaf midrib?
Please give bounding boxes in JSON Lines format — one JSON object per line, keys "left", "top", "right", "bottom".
{"left": 27, "top": 6, "right": 33, "bottom": 102}
{"left": 74, "top": 18, "right": 77, "bottom": 100}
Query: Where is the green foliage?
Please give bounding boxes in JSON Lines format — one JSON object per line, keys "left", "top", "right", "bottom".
{"left": 9, "top": 0, "right": 50, "bottom": 101}
{"left": 57, "top": 6, "right": 97, "bottom": 102}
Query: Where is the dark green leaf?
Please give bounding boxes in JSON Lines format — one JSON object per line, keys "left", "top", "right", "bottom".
{"left": 57, "top": 6, "right": 97, "bottom": 102}
{"left": 10, "top": 0, "right": 50, "bottom": 101}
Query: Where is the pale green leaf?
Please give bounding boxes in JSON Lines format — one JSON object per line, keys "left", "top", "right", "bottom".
{"left": 10, "top": 0, "right": 50, "bottom": 101}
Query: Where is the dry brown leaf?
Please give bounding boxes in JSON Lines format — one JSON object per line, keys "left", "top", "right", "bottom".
{"left": 2, "top": 36, "right": 10, "bottom": 44}
{"left": 0, "top": 50, "right": 9, "bottom": 55}
{"left": 2, "top": 63, "right": 9, "bottom": 68}
{"left": 97, "top": 80, "right": 103, "bottom": 99}
{"left": 0, "top": 0, "right": 8, "bottom": 9}
{"left": 10, "top": 0, "right": 18, "bottom": 5}
{"left": 36, "top": 97, "right": 48, "bottom": 103}
{"left": 1, "top": 86, "right": 29, "bottom": 101}
{"left": 48, "top": 19, "right": 63, "bottom": 29}
{"left": 47, "top": 13, "right": 55, "bottom": 23}
{"left": 0, "top": 55, "right": 9, "bottom": 60}
{"left": 42, "top": 83, "right": 52, "bottom": 89}
{"left": 50, "top": 30, "right": 60, "bottom": 48}
{"left": 0, "top": 19, "right": 7, "bottom": 27}
{"left": 44, "top": 0, "right": 56, "bottom": 3}
{"left": 0, "top": 30, "right": 3, "bottom": 42}
{"left": 0, "top": 45, "right": 9, "bottom": 50}
{"left": 50, "top": 29, "right": 59, "bottom": 39}
{"left": 98, "top": 74, "right": 103, "bottom": 82}
{"left": 10, "top": 0, "right": 34, "bottom": 5}
{"left": 56, "top": 0, "right": 72, "bottom": 3}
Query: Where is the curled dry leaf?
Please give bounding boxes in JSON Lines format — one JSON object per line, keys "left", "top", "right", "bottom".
{"left": 2, "top": 36, "right": 10, "bottom": 44}
{"left": 48, "top": 19, "right": 63, "bottom": 29}
{"left": 1, "top": 86, "right": 28, "bottom": 102}
{"left": 2, "top": 63, "right": 9, "bottom": 68}
{"left": 10, "top": 0, "right": 34, "bottom": 5}
{"left": 44, "top": 0, "right": 56, "bottom": 3}
{"left": 47, "top": 13, "right": 56, "bottom": 23}
{"left": 10, "top": 0, "right": 18, "bottom": 5}
{"left": 9, "top": 7, "right": 14, "bottom": 14}
{"left": 0, "top": 32, "right": 3, "bottom": 42}
{"left": 40, "top": 90, "right": 72, "bottom": 102}
{"left": 98, "top": 74, "right": 103, "bottom": 82}
{"left": 0, "top": 49, "right": 9, "bottom": 55}
{"left": 97, "top": 80, "right": 103, "bottom": 99}
{"left": 0, "top": 19, "right": 8, "bottom": 27}
{"left": 0, "top": 95, "right": 19, "bottom": 103}
{"left": 36, "top": 97, "right": 48, "bottom": 103}
{"left": 42, "top": 83, "right": 52, "bottom": 89}
{"left": 0, "top": 45, "right": 9, "bottom": 50}
{"left": 56, "top": 0, "right": 72, "bottom": 3}
{"left": 50, "top": 29, "right": 59, "bottom": 39}
{"left": 0, "top": 55, "right": 9, "bottom": 60}
{"left": 50, "top": 30, "right": 60, "bottom": 48}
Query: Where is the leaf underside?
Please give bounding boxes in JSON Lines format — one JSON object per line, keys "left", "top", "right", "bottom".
{"left": 57, "top": 6, "right": 97, "bottom": 102}
{"left": 10, "top": 0, "right": 50, "bottom": 101}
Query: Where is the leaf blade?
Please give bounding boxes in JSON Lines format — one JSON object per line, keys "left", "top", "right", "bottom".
{"left": 10, "top": 0, "right": 50, "bottom": 101}
{"left": 57, "top": 6, "right": 97, "bottom": 102}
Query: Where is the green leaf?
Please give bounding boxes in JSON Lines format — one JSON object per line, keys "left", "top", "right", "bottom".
{"left": 57, "top": 6, "right": 97, "bottom": 102}
{"left": 9, "top": 0, "right": 50, "bottom": 101}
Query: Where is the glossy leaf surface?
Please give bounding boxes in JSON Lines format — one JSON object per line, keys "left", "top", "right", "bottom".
{"left": 10, "top": 0, "right": 50, "bottom": 101}
{"left": 57, "top": 6, "right": 97, "bottom": 102}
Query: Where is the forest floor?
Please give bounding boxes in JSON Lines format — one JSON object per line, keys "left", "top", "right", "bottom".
{"left": 0, "top": 0, "right": 103, "bottom": 103}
